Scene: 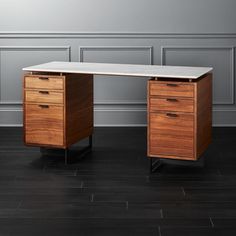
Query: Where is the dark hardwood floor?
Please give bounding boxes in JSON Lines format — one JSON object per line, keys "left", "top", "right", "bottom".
{"left": 0, "top": 127, "right": 236, "bottom": 235}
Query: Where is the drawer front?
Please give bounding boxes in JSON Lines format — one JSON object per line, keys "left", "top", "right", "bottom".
{"left": 149, "top": 81, "right": 194, "bottom": 98}
{"left": 24, "top": 104, "right": 64, "bottom": 146}
{"left": 25, "top": 90, "right": 64, "bottom": 104}
{"left": 25, "top": 76, "right": 64, "bottom": 90}
{"left": 149, "top": 97, "right": 194, "bottom": 113}
{"left": 149, "top": 112, "right": 194, "bottom": 158}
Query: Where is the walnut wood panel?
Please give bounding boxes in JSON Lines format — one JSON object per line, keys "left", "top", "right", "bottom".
{"left": 24, "top": 75, "right": 64, "bottom": 90}
{"left": 150, "top": 80, "right": 194, "bottom": 97}
{"left": 65, "top": 73, "right": 93, "bottom": 146}
{"left": 149, "top": 97, "right": 194, "bottom": 113}
{"left": 149, "top": 112, "right": 194, "bottom": 136}
{"left": 195, "top": 73, "right": 212, "bottom": 158}
{"left": 149, "top": 141, "right": 194, "bottom": 159}
{"left": 24, "top": 104, "right": 64, "bottom": 147}
{"left": 149, "top": 112, "right": 194, "bottom": 158}
{"left": 25, "top": 90, "right": 64, "bottom": 104}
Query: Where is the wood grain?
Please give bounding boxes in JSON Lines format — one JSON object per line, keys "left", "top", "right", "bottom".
{"left": 65, "top": 73, "right": 93, "bottom": 147}
{"left": 24, "top": 75, "right": 64, "bottom": 90}
{"left": 149, "top": 97, "right": 194, "bottom": 113}
{"left": 149, "top": 80, "right": 194, "bottom": 97}
{"left": 25, "top": 90, "right": 64, "bottom": 104}
{"left": 149, "top": 112, "right": 194, "bottom": 158}
{"left": 24, "top": 104, "right": 64, "bottom": 146}
{"left": 149, "top": 112, "right": 194, "bottom": 136}
{"left": 195, "top": 73, "right": 212, "bottom": 159}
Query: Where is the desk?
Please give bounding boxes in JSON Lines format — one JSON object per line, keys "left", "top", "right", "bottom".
{"left": 23, "top": 61, "right": 212, "bottom": 171}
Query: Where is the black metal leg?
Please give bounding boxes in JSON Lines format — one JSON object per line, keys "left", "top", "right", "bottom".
{"left": 65, "top": 148, "right": 69, "bottom": 165}
{"left": 40, "top": 135, "right": 93, "bottom": 165}
{"left": 89, "top": 135, "right": 93, "bottom": 148}
{"left": 150, "top": 157, "right": 162, "bottom": 173}
{"left": 77, "top": 135, "right": 93, "bottom": 159}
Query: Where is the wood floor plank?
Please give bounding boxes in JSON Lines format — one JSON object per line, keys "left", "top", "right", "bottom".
{"left": 0, "top": 127, "right": 235, "bottom": 235}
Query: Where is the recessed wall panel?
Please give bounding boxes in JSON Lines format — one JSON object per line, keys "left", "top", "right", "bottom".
{"left": 0, "top": 47, "right": 70, "bottom": 104}
{"left": 79, "top": 46, "right": 152, "bottom": 104}
{"left": 162, "top": 47, "right": 234, "bottom": 105}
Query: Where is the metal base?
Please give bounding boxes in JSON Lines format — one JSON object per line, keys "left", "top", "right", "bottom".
{"left": 64, "top": 135, "right": 93, "bottom": 165}
{"left": 40, "top": 135, "right": 93, "bottom": 165}
{"left": 150, "top": 157, "right": 162, "bottom": 173}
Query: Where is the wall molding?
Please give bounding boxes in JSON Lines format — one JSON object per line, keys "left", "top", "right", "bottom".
{"left": 161, "top": 46, "right": 235, "bottom": 105}
{"left": 213, "top": 109, "right": 236, "bottom": 127}
{"left": 0, "top": 46, "right": 71, "bottom": 106}
{"left": 94, "top": 100, "right": 147, "bottom": 105}
{"left": 1, "top": 32, "right": 236, "bottom": 38}
{"left": 79, "top": 46, "right": 153, "bottom": 65}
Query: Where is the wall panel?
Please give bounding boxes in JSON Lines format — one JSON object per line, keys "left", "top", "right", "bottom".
{"left": 0, "top": 33, "right": 235, "bottom": 126}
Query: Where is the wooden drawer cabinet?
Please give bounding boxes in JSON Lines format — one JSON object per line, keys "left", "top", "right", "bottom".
{"left": 148, "top": 74, "right": 212, "bottom": 161}
{"left": 23, "top": 73, "right": 93, "bottom": 149}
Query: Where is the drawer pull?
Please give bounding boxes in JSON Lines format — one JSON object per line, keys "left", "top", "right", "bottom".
{"left": 39, "top": 77, "right": 49, "bottom": 80}
{"left": 39, "top": 91, "right": 49, "bottom": 94}
{"left": 166, "top": 113, "right": 178, "bottom": 118}
{"left": 166, "top": 83, "right": 178, "bottom": 87}
{"left": 39, "top": 105, "right": 49, "bottom": 109}
{"left": 166, "top": 98, "right": 178, "bottom": 102}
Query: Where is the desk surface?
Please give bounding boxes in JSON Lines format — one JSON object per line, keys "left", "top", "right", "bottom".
{"left": 23, "top": 61, "right": 212, "bottom": 79}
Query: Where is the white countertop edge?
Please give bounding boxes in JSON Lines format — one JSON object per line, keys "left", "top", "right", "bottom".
{"left": 22, "top": 68, "right": 211, "bottom": 79}
{"left": 22, "top": 62, "right": 213, "bottom": 79}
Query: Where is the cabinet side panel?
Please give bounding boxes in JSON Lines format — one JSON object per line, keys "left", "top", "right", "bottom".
{"left": 196, "top": 73, "right": 212, "bottom": 158}
{"left": 23, "top": 75, "right": 26, "bottom": 144}
{"left": 65, "top": 74, "right": 93, "bottom": 146}
{"left": 147, "top": 79, "right": 151, "bottom": 157}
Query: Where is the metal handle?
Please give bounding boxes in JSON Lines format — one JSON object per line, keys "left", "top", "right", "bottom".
{"left": 166, "top": 113, "right": 178, "bottom": 118}
{"left": 39, "top": 105, "right": 49, "bottom": 109}
{"left": 166, "top": 98, "right": 178, "bottom": 102}
{"left": 38, "top": 77, "right": 49, "bottom": 80}
{"left": 166, "top": 83, "right": 178, "bottom": 87}
{"left": 39, "top": 91, "right": 49, "bottom": 94}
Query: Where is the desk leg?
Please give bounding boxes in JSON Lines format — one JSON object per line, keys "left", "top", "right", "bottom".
{"left": 65, "top": 148, "right": 69, "bottom": 165}
{"left": 89, "top": 135, "right": 93, "bottom": 148}
{"left": 149, "top": 157, "right": 162, "bottom": 173}
{"left": 64, "top": 135, "right": 93, "bottom": 165}
{"left": 40, "top": 135, "right": 93, "bottom": 165}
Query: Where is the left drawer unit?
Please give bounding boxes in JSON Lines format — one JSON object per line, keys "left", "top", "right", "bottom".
{"left": 24, "top": 74, "right": 65, "bottom": 148}
{"left": 23, "top": 73, "right": 94, "bottom": 149}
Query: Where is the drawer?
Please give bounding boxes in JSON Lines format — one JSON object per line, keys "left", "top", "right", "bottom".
{"left": 149, "top": 97, "right": 194, "bottom": 113}
{"left": 24, "top": 104, "right": 64, "bottom": 146}
{"left": 149, "top": 81, "right": 194, "bottom": 98}
{"left": 25, "top": 90, "right": 64, "bottom": 104}
{"left": 149, "top": 112, "right": 194, "bottom": 158}
{"left": 24, "top": 75, "right": 64, "bottom": 90}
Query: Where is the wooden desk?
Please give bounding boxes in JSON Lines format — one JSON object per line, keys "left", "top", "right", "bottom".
{"left": 23, "top": 61, "right": 212, "bottom": 170}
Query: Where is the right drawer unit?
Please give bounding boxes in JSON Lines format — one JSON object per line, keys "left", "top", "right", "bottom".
{"left": 148, "top": 74, "right": 212, "bottom": 161}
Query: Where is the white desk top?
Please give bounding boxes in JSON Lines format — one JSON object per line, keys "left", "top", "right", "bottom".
{"left": 23, "top": 61, "right": 212, "bottom": 79}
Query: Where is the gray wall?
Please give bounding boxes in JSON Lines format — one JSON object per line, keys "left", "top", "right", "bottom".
{"left": 0, "top": 0, "right": 236, "bottom": 126}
